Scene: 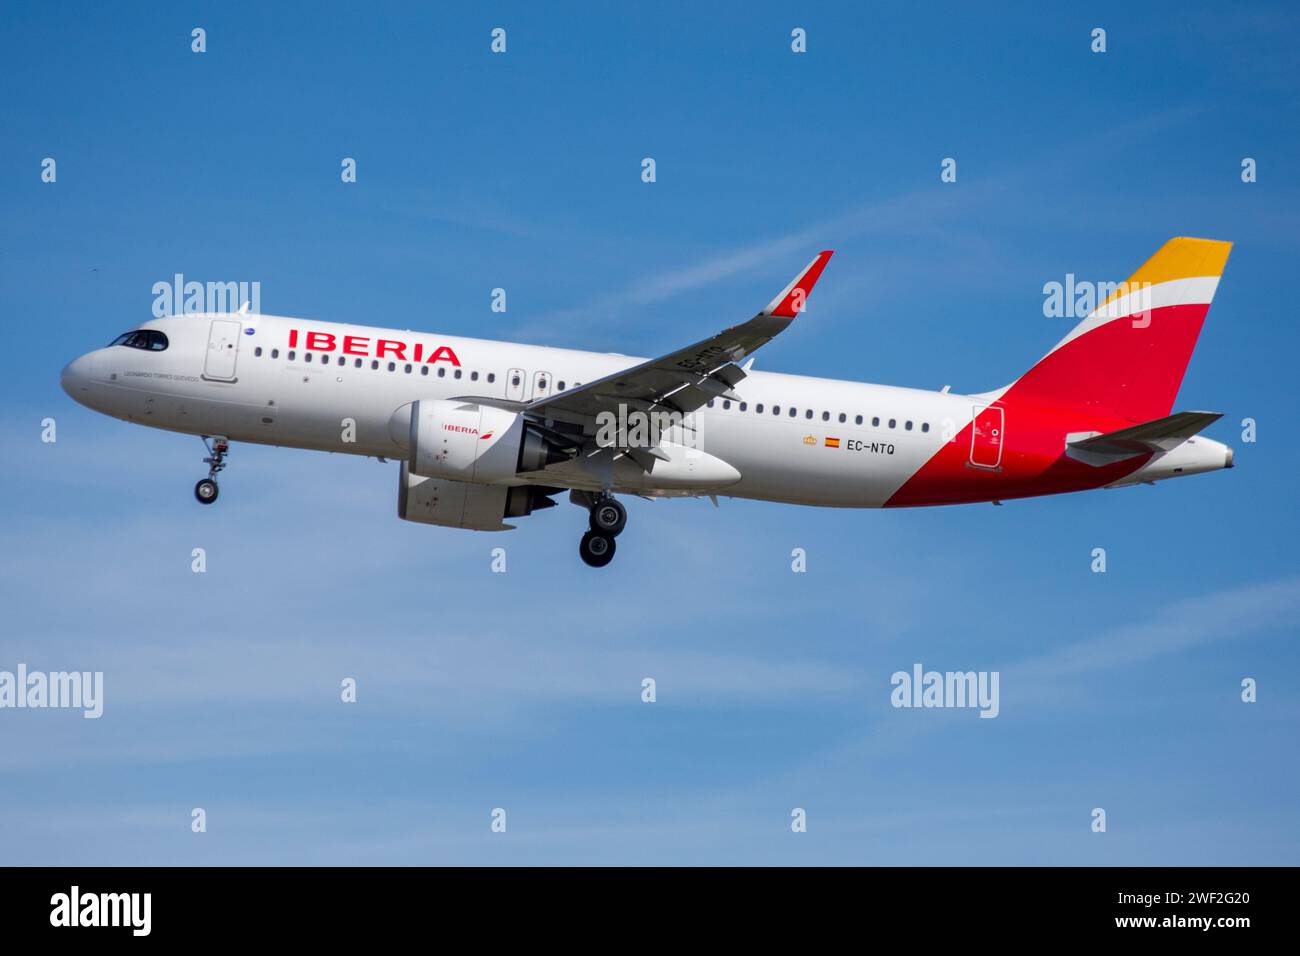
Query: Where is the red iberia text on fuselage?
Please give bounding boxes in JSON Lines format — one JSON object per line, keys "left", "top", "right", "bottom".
{"left": 287, "top": 329, "right": 461, "bottom": 366}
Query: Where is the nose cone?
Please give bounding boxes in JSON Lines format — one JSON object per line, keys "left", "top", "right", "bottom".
{"left": 60, "top": 353, "right": 98, "bottom": 402}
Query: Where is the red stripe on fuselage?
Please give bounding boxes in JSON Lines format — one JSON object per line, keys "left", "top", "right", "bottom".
{"left": 884, "top": 404, "right": 1150, "bottom": 507}
{"left": 885, "top": 302, "right": 1210, "bottom": 507}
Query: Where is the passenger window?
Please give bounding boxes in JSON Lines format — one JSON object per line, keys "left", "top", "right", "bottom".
{"left": 487, "top": 373, "right": 496, "bottom": 383}
{"left": 455, "top": 369, "right": 462, "bottom": 379}
{"left": 838, "top": 413, "right": 846, "bottom": 423}
{"left": 888, "top": 419, "right": 896, "bottom": 428}
{"left": 557, "top": 380, "right": 565, "bottom": 390}
{"left": 288, "top": 350, "right": 296, "bottom": 360}
{"left": 404, "top": 364, "right": 412, "bottom": 373}
{"left": 855, "top": 415, "right": 863, "bottom": 425}
{"left": 271, "top": 349, "right": 279, "bottom": 359}
{"left": 872, "top": 416, "right": 880, "bottom": 427}
{"left": 773, "top": 406, "right": 781, "bottom": 415}
{"left": 756, "top": 404, "right": 764, "bottom": 414}
{"left": 305, "top": 353, "right": 313, "bottom": 363}
{"left": 789, "top": 408, "right": 797, "bottom": 417}
{"left": 354, "top": 358, "right": 362, "bottom": 368}
{"left": 822, "top": 411, "right": 829, "bottom": 421}
{"left": 371, "top": 360, "right": 379, "bottom": 370}
{"left": 707, "top": 399, "right": 715, "bottom": 408}
{"left": 421, "top": 366, "right": 429, "bottom": 376}
{"left": 471, "top": 371, "right": 478, "bottom": 381}
{"left": 921, "top": 422, "right": 930, "bottom": 433}
{"left": 723, "top": 400, "right": 731, "bottom": 410}
{"left": 387, "top": 362, "right": 396, "bottom": 372}
{"left": 740, "top": 402, "right": 747, "bottom": 411}
{"left": 338, "top": 356, "right": 345, "bottom": 366}
{"left": 255, "top": 347, "right": 263, "bottom": 357}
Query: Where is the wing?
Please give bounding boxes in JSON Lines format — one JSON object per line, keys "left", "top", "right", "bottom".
{"left": 524, "top": 250, "right": 834, "bottom": 431}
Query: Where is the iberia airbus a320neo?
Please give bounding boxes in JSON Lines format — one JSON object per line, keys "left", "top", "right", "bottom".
{"left": 61, "top": 237, "right": 1234, "bottom": 566}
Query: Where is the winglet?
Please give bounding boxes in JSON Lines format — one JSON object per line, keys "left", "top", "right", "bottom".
{"left": 764, "top": 251, "right": 834, "bottom": 318}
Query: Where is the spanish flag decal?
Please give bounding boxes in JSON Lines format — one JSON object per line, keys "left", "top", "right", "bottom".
{"left": 825, "top": 437, "right": 841, "bottom": 448}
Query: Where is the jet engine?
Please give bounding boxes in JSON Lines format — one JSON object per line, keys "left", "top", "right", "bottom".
{"left": 389, "top": 399, "right": 576, "bottom": 484}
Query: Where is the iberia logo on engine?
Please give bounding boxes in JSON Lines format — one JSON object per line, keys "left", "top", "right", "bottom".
{"left": 442, "top": 424, "right": 495, "bottom": 440}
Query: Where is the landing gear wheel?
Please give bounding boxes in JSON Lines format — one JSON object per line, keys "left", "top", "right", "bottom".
{"left": 579, "top": 530, "right": 616, "bottom": 568}
{"left": 196, "top": 436, "right": 230, "bottom": 505}
{"left": 589, "top": 497, "right": 627, "bottom": 537}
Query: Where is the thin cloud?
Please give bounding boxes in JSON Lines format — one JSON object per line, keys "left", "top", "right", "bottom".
{"left": 1007, "top": 574, "right": 1300, "bottom": 684}
{"left": 525, "top": 103, "right": 1212, "bottom": 337}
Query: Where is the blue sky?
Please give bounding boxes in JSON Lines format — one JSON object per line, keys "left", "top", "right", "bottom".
{"left": 1, "top": 1, "right": 1297, "bottom": 864}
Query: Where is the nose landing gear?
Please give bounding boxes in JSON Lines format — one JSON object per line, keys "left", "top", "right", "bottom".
{"left": 577, "top": 492, "right": 626, "bottom": 567}
{"left": 194, "top": 436, "right": 229, "bottom": 505}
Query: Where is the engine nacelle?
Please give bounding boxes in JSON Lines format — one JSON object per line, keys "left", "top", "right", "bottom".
{"left": 397, "top": 463, "right": 560, "bottom": 531}
{"left": 389, "top": 399, "right": 572, "bottom": 483}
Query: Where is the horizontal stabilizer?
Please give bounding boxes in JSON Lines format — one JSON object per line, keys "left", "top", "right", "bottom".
{"left": 1066, "top": 410, "right": 1222, "bottom": 464}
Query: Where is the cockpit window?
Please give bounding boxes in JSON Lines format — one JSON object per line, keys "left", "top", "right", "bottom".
{"left": 108, "top": 330, "right": 169, "bottom": 351}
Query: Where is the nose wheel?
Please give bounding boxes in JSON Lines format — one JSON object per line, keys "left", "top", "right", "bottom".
{"left": 578, "top": 493, "right": 626, "bottom": 567}
{"left": 195, "top": 436, "right": 229, "bottom": 505}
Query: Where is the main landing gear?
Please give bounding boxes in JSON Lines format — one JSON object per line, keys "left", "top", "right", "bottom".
{"left": 194, "top": 436, "right": 229, "bottom": 505}
{"left": 577, "top": 493, "right": 627, "bottom": 568}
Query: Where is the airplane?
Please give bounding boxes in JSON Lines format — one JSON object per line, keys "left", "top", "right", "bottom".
{"left": 61, "top": 237, "right": 1234, "bottom": 567}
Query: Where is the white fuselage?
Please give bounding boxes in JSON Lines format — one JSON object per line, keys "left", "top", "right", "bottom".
{"left": 61, "top": 313, "right": 973, "bottom": 507}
